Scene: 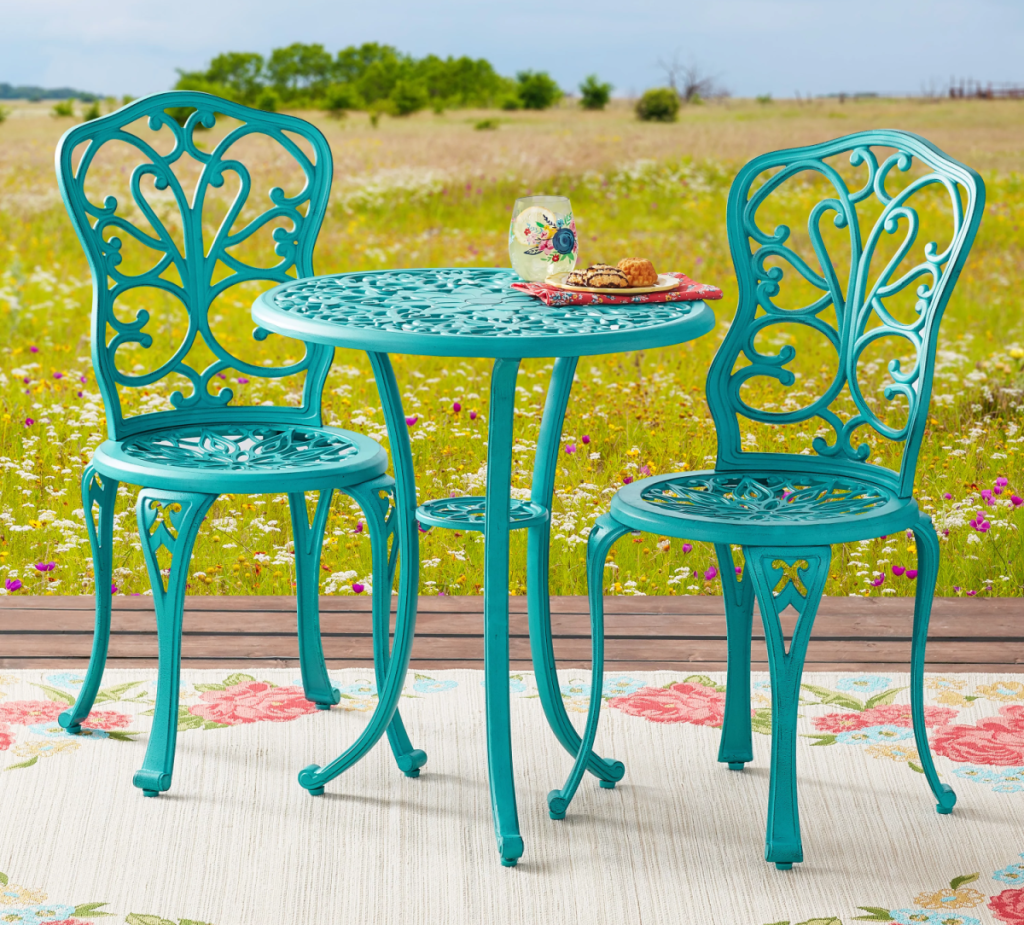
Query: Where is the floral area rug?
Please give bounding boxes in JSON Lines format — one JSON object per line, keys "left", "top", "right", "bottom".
{"left": 1, "top": 669, "right": 1024, "bottom": 925}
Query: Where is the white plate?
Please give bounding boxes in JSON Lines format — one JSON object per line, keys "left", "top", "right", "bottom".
{"left": 545, "top": 272, "right": 679, "bottom": 295}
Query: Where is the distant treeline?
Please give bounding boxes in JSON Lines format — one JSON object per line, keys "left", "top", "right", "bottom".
{"left": 0, "top": 82, "right": 98, "bottom": 102}
{"left": 175, "top": 43, "right": 564, "bottom": 115}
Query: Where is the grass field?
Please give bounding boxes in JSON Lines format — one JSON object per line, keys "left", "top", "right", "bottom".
{"left": 0, "top": 97, "right": 1021, "bottom": 601}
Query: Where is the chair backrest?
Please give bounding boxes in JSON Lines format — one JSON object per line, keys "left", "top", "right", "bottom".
{"left": 707, "top": 130, "right": 985, "bottom": 498}
{"left": 56, "top": 91, "right": 334, "bottom": 441}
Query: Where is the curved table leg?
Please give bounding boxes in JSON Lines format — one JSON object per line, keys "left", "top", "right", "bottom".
{"left": 345, "top": 478, "right": 427, "bottom": 777}
{"left": 527, "top": 356, "right": 624, "bottom": 785}
{"left": 483, "top": 357, "right": 525, "bottom": 867}
{"left": 297, "top": 352, "right": 424, "bottom": 794}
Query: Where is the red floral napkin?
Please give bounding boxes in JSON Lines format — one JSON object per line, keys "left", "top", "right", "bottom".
{"left": 511, "top": 272, "right": 722, "bottom": 306}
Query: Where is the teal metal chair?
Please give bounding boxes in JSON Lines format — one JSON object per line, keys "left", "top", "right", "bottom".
{"left": 550, "top": 131, "right": 985, "bottom": 867}
{"left": 55, "top": 92, "right": 426, "bottom": 795}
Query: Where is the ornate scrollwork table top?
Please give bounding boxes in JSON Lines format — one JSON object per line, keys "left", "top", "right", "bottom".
{"left": 253, "top": 268, "right": 715, "bottom": 358}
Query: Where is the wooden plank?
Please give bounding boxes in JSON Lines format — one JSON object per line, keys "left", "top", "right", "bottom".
{"left": 3, "top": 594, "right": 1022, "bottom": 616}
{"left": 1, "top": 609, "right": 1021, "bottom": 640}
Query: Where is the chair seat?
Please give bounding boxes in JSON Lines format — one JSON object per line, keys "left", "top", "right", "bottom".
{"left": 610, "top": 469, "right": 920, "bottom": 546}
{"left": 92, "top": 422, "right": 388, "bottom": 495}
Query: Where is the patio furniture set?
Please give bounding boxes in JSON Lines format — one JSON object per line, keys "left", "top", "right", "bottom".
{"left": 53, "top": 92, "right": 984, "bottom": 868}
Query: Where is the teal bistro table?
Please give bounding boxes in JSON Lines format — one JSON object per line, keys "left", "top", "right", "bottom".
{"left": 252, "top": 267, "right": 716, "bottom": 866}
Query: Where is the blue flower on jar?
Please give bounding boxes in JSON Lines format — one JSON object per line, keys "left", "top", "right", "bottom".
{"left": 551, "top": 227, "right": 576, "bottom": 255}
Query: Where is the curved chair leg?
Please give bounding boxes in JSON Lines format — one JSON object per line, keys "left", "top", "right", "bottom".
{"left": 911, "top": 512, "right": 957, "bottom": 815}
{"left": 344, "top": 480, "right": 427, "bottom": 778}
{"left": 744, "top": 545, "right": 830, "bottom": 869}
{"left": 527, "top": 355, "right": 624, "bottom": 786}
{"left": 289, "top": 490, "right": 341, "bottom": 710}
{"left": 548, "top": 513, "right": 629, "bottom": 820}
{"left": 132, "top": 488, "right": 215, "bottom": 797}
{"left": 716, "top": 543, "right": 754, "bottom": 770}
{"left": 60, "top": 465, "right": 119, "bottom": 733}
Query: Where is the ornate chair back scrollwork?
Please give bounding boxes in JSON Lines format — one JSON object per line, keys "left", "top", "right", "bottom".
{"left": 709, "top": 129, "right": 985, "bottom": 498}
{"left": 53, "top": 92, "right": 426, "bottom": 798}
{"left": 550, "top": 131, "right": 985, "bottom": 870}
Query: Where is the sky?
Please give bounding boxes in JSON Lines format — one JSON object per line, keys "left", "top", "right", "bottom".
{"left": 1, "top": 0, "right": 1022, "bottom": 99}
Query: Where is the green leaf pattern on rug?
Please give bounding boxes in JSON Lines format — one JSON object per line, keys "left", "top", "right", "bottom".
{"left": 0, "top": 870, "right": 215, "bottom": 924}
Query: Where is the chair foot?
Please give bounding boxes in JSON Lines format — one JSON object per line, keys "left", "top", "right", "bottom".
{"left": 936, "top": 785, "right": 957, "bottom": 814}
{"left": 59, "top": 713, "right": 82, "bottom": 735}
{"left": 395, "top": 748, "right": 428, "bottom": 777}
{"left": 315, "top": 702, "right": 333, "bottom": 711}
{"left": 728, "top": 762, "right": 746, "bottom": 771}
{"left": 308, "top": 786, "right": 325, "bottom": 796}
{"left": 775, "top": 862, "right": 793, "bottom": 871}
{"left": 498, "top": 835, "right": 523, "bottom": 867}
{"left": 133, "top": 768, "right": 171, "bottom": 795}
{"left": 599, "top": 779, "right": 617, "bottom": 789}
{"left": 547, "top": 790, "right": 568, "bottom": 820}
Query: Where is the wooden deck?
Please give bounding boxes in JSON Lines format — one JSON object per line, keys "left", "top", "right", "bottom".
{"left": 0, "top": 595, "right": 1021, "bottom": 671}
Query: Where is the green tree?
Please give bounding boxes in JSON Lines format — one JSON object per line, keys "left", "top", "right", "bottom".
{"left": 267, "top": 42, "right": 334, "bottom": 101}
{"left": 516, "top": 70, "right": 561, "bottom": 110}
{"left": 579, "top": 74, "right": 612, "bottom": 110}
{"left": 203, "top": 52, "right": 265, "bottom": 103}
{"left": 334, "top": 43, "right": 403, "bottom": 84}
{"left": 636, "top": 87, "right": 679, "bottom": 122}
{"left": 322, "top": 83, "right": 363, "bottom": 115}
{"left": 390, "top": 79, "right": 429, "bottom": 115}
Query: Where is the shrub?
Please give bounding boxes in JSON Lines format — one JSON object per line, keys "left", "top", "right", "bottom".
{"left": 756, "top": 93, "right": 773, "bottom": 104}
{"left": 636, "top": 88, "right": 679, "bottom": 122}
{"left": 51, "top": 100, "right": 74, "bottom": 118}
{"left": 474, "top": 118, "right": 499, "bottom": 130}
{"left": 254, "top": 88, "right": 279, "bottom": 112}
{"left": 390, "top": 79, "right": 429, "bottom": 116}
{"left": 82, "top": 101, "right": 101, "bottom": 122}
{"left": 515, "top": 70, "right": 561, "bottom": 110}
{"left": 0, "top": 106, "right": 9, "bottom": 125}
{"left": 500, "top": 96, "right": 521, "bottom": 111}
{"left": 579, "top": 74, "right": 612, "bottom": 110}
{"left": 323, "top": 83, "right": 361, "bottom": 116}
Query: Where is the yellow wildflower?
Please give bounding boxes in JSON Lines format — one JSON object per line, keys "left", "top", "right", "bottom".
{"left": 866, "top": 743, "right": 919, "bottom": 763}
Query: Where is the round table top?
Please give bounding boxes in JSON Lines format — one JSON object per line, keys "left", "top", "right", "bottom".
{"left": 252, "top": 268, "right": 715, "bottom": 359}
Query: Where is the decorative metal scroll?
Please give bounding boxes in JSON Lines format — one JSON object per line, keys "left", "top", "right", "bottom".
{"left": 120, "top": 424, "right": 360, "bottom": 471}
{"left": 710, "top": 131, "right": 984, "bottom": 497}
{"left": 640, "top": 472, "right": 890, "bottom": 523}
{"left": 55, "top": 92, "right": 334, "bottom": 439}
{"left": 266, "top": 269, "right": 698, "bottom": 338}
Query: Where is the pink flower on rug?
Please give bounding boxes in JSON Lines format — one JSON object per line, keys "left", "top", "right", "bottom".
{"left": 0, "top": 699, "right": 64, "bottom": 725}
{"left": 990, "top": 887, "right": 1024, "bottom": 924}
{"left": 40, "top": 920, "right": 90, "bottom": 925}
{"left": 932, "top": 705, "right": 1024, "bottom": 766}
{"left": 82, "top": 710, "right": 131, "bottom": 730}
{"left": 609, "top": 682, "right": 725, "bottom": 726}
{"left": 189, "top": 682, "right": 319, "bottom": 725}
{"left": 812, "top": 704, "right": 958, "bottom": 734}
{"left": 0, "top": 721, "right": 13, "bottom": 750}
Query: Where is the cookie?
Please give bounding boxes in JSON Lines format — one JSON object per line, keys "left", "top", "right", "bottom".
{"left": 617, "top": 258, "right": 658, "bottom": 287}
{"left": 584, "top": 265, "right": 629, "bottom": 288}
{"left": 565, "top": 269, "right": 591, "bottom": 286}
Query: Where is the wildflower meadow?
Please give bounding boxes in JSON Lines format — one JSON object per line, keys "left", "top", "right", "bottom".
{"left": 0, "top": 99, "right": 1021, "bottom": 601}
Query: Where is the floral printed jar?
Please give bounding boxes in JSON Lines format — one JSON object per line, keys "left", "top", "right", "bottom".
{"left": 508, "top": 195, "right": 578, "bottom": 281}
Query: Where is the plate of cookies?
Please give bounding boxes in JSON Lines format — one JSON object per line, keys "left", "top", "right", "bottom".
{"left": 547, "top": 258, "right": 677, "bottom": 294}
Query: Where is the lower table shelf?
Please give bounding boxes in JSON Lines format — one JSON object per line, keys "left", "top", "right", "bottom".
{"left": 415, "top": 496, "right": 549, "bottom": 532}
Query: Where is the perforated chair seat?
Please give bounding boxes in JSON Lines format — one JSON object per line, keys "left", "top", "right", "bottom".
{"left": 611, "top": 469, "right": 918, "bottom": 546}
{"left": 92, "top": 423, "right": 388, "bottom": 494}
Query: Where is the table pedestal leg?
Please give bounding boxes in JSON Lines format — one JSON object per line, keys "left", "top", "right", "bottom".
{"left": 527, "top": 356, "right": 625, "bottom": 785}
{"left": 484, "top": 357, "right": 524, "bottom": 867}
